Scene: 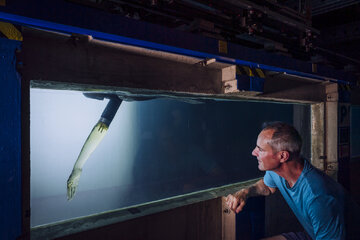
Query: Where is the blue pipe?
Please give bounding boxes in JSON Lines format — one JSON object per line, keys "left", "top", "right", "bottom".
{"left": 100, "top": 97, "right": 122, "bottom": 127}
{"left": 0, "top": 11, "right": 351, "bottom": 85}
{"left": 83, "top": 93, "right": 122, "bottom": 127}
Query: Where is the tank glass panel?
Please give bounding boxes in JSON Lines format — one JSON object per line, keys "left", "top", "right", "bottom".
{"left": 30, "top": 88, "right": 309, "bottom": 226}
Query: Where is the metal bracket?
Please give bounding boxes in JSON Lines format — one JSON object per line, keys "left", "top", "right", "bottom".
{"left": 196, "top": 58, "right": 216, "bottom": 66}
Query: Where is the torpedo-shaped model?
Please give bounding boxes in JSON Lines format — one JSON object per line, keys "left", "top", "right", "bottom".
{"left": 67, "top": 94, "right": 122, "bottom": 200}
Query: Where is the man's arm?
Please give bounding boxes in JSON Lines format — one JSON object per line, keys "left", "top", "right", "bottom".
{"left": 226, "top": 178, "right": 276, "bottom": 213}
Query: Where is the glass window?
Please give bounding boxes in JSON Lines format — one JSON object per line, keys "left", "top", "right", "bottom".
{"left": 30, "top": 88, "right": 309, "bottom": 227}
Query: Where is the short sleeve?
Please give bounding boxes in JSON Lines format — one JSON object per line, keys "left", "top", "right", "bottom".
{"left": 264, "top": 171, "right": 277, "bottom": 188}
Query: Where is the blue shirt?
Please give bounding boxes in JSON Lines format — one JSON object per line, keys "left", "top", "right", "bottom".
{"left": 264, "top": 160, "right": 346, "bottom": 240}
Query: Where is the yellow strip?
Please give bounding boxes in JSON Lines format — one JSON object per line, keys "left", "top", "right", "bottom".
{"left": 255, "top": 68, "right": 265, "bottom": 78}
{"left": 339, "top": 84, "right": 352, "bottom": 91}
{"left": 243, "top": 66, "right": 254, "bottom": 77}
{"left": 218, "top": 40, "right": 228, "bottom": 54}
{"left": 0, "top": 22, "right": 23, "bottom": 41}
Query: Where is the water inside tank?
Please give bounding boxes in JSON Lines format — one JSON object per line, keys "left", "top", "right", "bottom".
{"left": 30, "top": 88, "right": 302, "bottom": 227}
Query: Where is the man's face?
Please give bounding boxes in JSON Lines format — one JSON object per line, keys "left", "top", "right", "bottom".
{"left": 252, "top": 129, "right": 281, "bottom": 171}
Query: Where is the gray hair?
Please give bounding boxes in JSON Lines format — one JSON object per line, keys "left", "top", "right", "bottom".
{"left": 262, "top": 122, "right": 302, "bottom": 159}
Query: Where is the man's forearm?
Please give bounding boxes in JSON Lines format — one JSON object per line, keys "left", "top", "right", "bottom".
{"left": 240, "top": 179, "right": 274, "bottom": 198}
{"left": 227, "top": 178, "right": 274, "bottom": 213}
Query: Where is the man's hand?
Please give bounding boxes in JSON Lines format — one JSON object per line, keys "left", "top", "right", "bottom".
{"left": 225, "top": 179, "right": 276, "bottom": 214}
{"left": 226, "top": 189, "right": 249, "bottom": 214}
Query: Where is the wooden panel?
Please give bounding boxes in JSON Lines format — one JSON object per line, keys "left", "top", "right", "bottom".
{"left": 221, "top": 197, "right": 235, "bottom": 240}
{"left": 56, "top": 197, "right": 233, "bottom": 240}
{"left": 261, "top": 81, "right": 326, "bottom": 103}
{"left": 21, "top": 66, "right": 31, "bottom": 240}
{"left": 20, "top": 28, "right": 235, "bottom": 95}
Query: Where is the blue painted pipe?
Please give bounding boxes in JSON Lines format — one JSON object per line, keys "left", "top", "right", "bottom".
{"left": 83, "top": 93, "right": 122, "bottom": 127}
{"left": 100, "top": 97, "right": 122, "bottom": 127}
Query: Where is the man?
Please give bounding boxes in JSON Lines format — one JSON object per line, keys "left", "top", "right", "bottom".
{"left": 226, "top": 122, "right": 346, "bottom": 240}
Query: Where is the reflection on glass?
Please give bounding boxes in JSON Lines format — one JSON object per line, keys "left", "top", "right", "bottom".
{"left": 30, "top": 89, "right": 296, "bottom": 227}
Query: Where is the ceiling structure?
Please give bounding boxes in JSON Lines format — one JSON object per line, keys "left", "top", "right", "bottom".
{"left": 66, "top": 0, "right": 360, "bottom": 83}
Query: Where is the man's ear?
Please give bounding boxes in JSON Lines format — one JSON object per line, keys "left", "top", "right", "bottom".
{"left": 279, "top": 151, "right": 290, "bottom": 163}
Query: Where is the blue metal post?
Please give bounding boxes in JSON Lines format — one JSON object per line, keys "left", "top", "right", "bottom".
{"left": 0, "top": 38, "right": 22, "bottom": 240}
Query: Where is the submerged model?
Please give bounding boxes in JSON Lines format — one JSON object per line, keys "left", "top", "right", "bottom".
{"left": 67, "top": 92, "right": 204, "bottom": 200}
{"left": 67, "top": 94, "right": 122, "bottom": 200}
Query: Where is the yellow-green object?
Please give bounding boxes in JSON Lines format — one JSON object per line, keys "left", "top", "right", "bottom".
{"left": 0, "top": 21, "right": 23, "bottom": 41}
{"left": 67, "top": 121, "right": 109, "bottom": 200}
{"left": 67, "top": 96, "right": 121, "bottom": 200}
